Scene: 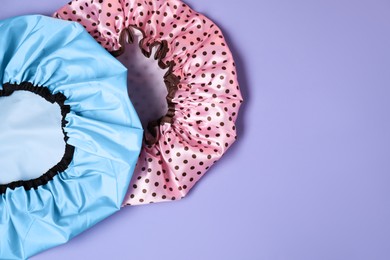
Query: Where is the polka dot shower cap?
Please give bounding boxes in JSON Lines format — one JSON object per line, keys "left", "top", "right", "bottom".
{"left": 0, "top": 15, "right": 142, "bottom": 259}
{"left": 54, "top": 0, "right": 243, "bottom": 206}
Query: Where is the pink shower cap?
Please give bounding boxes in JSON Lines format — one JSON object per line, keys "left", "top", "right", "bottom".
{"left": 54, "top": 0, "right": 243, "bottom": 206}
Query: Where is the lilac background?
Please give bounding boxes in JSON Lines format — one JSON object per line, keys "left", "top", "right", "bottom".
{"left": 2, "top": 0, "right": 390, "bottom": 259}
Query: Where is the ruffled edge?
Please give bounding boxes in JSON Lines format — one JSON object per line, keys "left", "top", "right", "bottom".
{"left": 0, "top": 82, "right": 75, "bottom": 194}
{"left": 53, "top": 0, "right": 243, "bottom": 206}
{"left": 111, "top": 26, "right": 180, "bottom": 145}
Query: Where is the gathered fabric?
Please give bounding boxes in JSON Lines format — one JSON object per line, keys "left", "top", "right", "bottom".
{"left": 0, "top": 15, "right": 143, "bottom": 259}
{"left": 54, "top": 0, "right": 243, "bottom": 206}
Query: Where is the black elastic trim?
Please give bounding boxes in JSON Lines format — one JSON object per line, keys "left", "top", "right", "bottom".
{"left": 0, "top": 82, "right": 75, "bottom": 194}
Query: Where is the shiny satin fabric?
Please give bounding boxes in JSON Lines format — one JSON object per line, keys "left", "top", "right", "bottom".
{"left": 0, "top": 15, "right": 143, "bottom": 259}
{"left": 54, "top": 0, "right": 243, "bottom": 206}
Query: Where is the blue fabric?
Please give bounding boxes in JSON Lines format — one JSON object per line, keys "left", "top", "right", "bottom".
{"left": 0, "top": 15, "right": 143, "bottom": 259}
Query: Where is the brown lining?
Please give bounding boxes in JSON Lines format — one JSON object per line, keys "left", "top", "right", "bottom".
{"left": 111, "top": 26, "right": 180, "bottom": 146}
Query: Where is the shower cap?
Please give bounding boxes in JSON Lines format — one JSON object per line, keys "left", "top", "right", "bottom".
{"left": 54, "top": 0, "right": 243, "bottom": 206}
{"left": 0, "top": 15, "right": 142, "bottom": 259}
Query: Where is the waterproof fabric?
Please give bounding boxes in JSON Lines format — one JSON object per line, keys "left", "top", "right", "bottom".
{"left": 0, "top": 15, "right": 143, "bottom": 259}
{"left": 54, "top": 0, "right": 243, "bottom": 206}
{"left": 0, "top": 90, "right": 65, "bottom": 184}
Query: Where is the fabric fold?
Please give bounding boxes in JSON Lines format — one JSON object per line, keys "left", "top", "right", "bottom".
{"left": 0, "top": 15, "right": 143, "bottom": 259}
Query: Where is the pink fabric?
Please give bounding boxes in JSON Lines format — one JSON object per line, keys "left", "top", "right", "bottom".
{"left": 54, "top": 0, "right": 243, "bottom": 206}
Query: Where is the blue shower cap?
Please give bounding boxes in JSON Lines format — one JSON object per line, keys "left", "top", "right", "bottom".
{"left": 0, "top": 15, "right": 143, "bottom": 259}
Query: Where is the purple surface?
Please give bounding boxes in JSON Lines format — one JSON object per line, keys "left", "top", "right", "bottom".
{"left": 2, "top": 0, "right": 390, "bottom": 259}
